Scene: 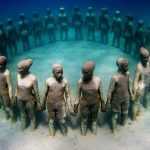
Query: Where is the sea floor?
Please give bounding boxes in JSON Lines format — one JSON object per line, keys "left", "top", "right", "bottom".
{"left": 1, "top": 40, "right": 149, "bottom": 150}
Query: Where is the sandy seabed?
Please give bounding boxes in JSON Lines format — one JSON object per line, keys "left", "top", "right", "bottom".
{"left": 0, "top": 41, "right": 150, "bottom": 150}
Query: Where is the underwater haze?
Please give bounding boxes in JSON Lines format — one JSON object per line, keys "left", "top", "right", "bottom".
{"left": 0, "top": 0, "right": 150, "bottom": 150}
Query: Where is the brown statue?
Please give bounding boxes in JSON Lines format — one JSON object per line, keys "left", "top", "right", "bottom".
{"left": 15, "top": 59, "right": 40, "bottom": 131}
{"left": 106, "top": 58, "right": 133, "bottom": 133}
{"left": 0, "top": 56, "right": 15, "bottom": 123}
{"left": 75, "top": 61, "right": 105, "bottom": 136}
{"left": 132, "top": 47, "right": 150, "bottom": 120}
{"left": 41, "top": 64, "right": 74, "bottom": 136}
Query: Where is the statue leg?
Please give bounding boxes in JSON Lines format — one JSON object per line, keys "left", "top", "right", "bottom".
{"left": 48, "top": 117, "right": 55, "bottom": 136}
{"left": 5, "top": 106, "right": 15, "bottom": 123}
{"left": 75, "top": 27, "right": 78, "bottom": 40}
{"left": 65, "top": 28, "right": 68, "bottom": 41}
{"left": 90, "top": 104, "right": 99, "bottom": 134}
{"left": 3, "top": 106, "right": 10, "bottom": 120}
{"left": 121, "top": 111, "right": 128, "bottom": 126}
{"left": 26, "top": 101, "right": 36, "bottom": 131}
{"left": 58, "top": 118, "right": 67, "bottom": 136}
{"left": 18, "top": 101, "right": 27, "bottom": 130}
{"left": 92, "top": 28, "right": 95, "bottom": 41}
{"left": 80, "top": 105, "right": 88, "bottom": 136}
{"left": 111, "top": 112, "right": 118, "bottom": 133}
{"left": 144, "top": 91, "right": 150, "bottom": 109}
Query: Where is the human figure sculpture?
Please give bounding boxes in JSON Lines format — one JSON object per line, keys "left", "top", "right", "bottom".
{"left": 132, "top": 48, "right": 150, "bottom": 121}
{"left": 111, "top": 11, "right": 122, "bottom": 48}
{"left": 58, "top": 7, "right": 69, "bottom": 41}
{"left": 145, "top": 25, "right": 150, "bottom": 48}
{"left": 123, "top": 14, "right": 134, "bottom": 54}
{"left": 134, "top": 20, "right": 145, "bottom": 57}
{"left": 0, "top": 23, "right": 7, "bottom": 57}
{"left": 31, "top": 12, "right": 43, "bottom": 47}
{"left": 15, "top": 59, "right": 40, "bottom": 131}
{"left": 98, "top": 8, "right": 109, "bottom": 44}
{"left": 0, "top": 56, "right": 15, "bottom": 122}
{"left": 72, "top": 6, "right": 83, "bottom": 40}
{"left": 75, "top": 61, "right": 105, "bottom": 135}
{"left": 44, "top": 9, "right": 56, "bottom": 43}
{"left": 41, "top": 64, "right": 74, "bottom": 136}
{"left": 18, "top": 14, "right": 30, "bottom": 51}
{"left": 85, "top": 6, "right": 97, "bottom": 41}
{"left": 106, "top": 58, "right": 133, "bottom": 133}
{"left": 6, "top": 18, "right": 19, "bottom": 55}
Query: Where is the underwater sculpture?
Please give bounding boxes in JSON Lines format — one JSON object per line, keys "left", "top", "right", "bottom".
{"left": 98, "top": 8, "right": 110, "bottom": 44}
{"left": 18, "top": 14, "right": 30, "bottom": 51}
{"left": 58, "top": 7, "right": 69, "bottom": 41}
{"left": 145, "top": 25, "right": 150, "bottom": 47}
{"left": 106, "top": 58, "right": 133, "bottom": 133}
{"left": 31, "top": 12, "right": 43, "bottom": 47}
{"left": 44, "top": 9, "right": 56, "bottom": 43}
{"left": 15, "top": 59, "right": 40, "bottom": 131}
{"left": 75, "top": 61, "right": 105, "bottom": 135}
{"left": 123, "top": 14, "right": 134, "bottom": 54}
{"left": 41, "top": 64, "right": 74, "bottom": 136}
{"left": 0, "top": 23, "right": 7, "bottom": 57}
{"left": 134, "top": 20, "right": 145, "bottom": 57}
{"left": 0, "top": 56, "right": 15, "bottom": 123}
{"left": 72, "top": 6, "right": 83, "bottom": 40}
{"left": 111, "top": 10, "right": 122, "bottom": 48}
{"left": 85, "top": 6, "right": 97, "bottom": 41}
{"left": 6, "top": 18, "right": 19, "bottom": 55}
{"left": 132, "top": 47, "right": 150, "bottom": 120}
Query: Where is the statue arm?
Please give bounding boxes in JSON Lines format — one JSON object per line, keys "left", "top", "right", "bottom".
{"left": 65, "top": 80, "right": 74, "bottom": 113}
{"left": 6, "top": 70, "right": 13, "bottom": 100}
{"left": 106, "top": 77, "right": 116, "bottom": 107}
{"left": 133, "top": 65, "right": 141, "bottom": 94}
{"left": 33, "top": 78, "right": 40, "bottom": 101}
{"left": 42, "top": 82, "right": 49, "bottom": 109}
{"left": 98, "top": 79, "right": 105, "bottom": 102}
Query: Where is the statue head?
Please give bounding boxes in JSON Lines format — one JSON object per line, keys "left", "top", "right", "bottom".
{"left": 18, "top": 59, "right": 32, "bottom": 77}
{"left": 117, "top": 58, "right": 128, "bottom": 73}
{"left": 0, "top": 56, "right": 7, "bottom": 71}
{"left": 139, "top": 47, "right": 149, "bottom": 65}
{"left": 52, "top": 63, "right": 63, "bottom": 82}
{"left": 82, "top": 61, "right": 95, "bottom": 82}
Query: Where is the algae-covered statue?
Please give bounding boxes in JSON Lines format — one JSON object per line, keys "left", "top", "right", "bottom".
{"left": 41, "top": 64, "right": 74, "bottom": 136}
{"left": 18, "top": 14, "right": 30, "bottom": 51}
{"left": 72, "top": 6, "right": 83, "bottom": 40}
{"left": 85, "top": 6, "right": 97, "bottom": 41}
{"left": 15, "top": 59, "right": 40, "bottom": 131}
{"left": 123, "top": 14, "right": 134, "bottom": 54}
{"left": 31, "top": 12, "right": 43, "bottom": 47}
{"left": 6, "top": 18, "right": 19, "bottom": 55}
{"left": 111, "top": 10, "right": 122, "bottom": 48}
{"left": 106, "top": 58, "right": 133, "bottom": 133}
{"left": 58, "top": 7, "right": 69, "bottom": 41}
{"left": 134, "top": 20, "right": 145, "bottom": 57}
{"left": 0, "top": 23, "right": 7, "bottom": 57}
{"left": 98, "top": 8, "right": 110, "bottom": 44}
{"left": 0, "top": 56, "right": 15, "bottom": 123}
{"left": 44, "top": 9, "right": 56, "bottom": 43}
{"left": 75, "top": 61, "right": 105, "bottom": 136}
{"left": 132, "top": 47, "right": 150, "bottom": 120}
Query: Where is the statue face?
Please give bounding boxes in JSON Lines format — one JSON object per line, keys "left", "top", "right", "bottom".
{"left": 18, "top": 67, "right": 27, "bottom": 76}
{"left": 120, "top": 63, "right": 128, "bottom": 73}
{"left": 82, "top": 70, "right": 93, "bottom": 81}
{"left": 53, "top": 68, "right": 63, "bottom": 81}
{"left": 0, "top": 62, "right": 6, "bottom": 71}
{"left": 141, "top": 55, "right": 149, "bottom": 64}
{"left": 0, "top": 62, "right": 4, "bottom": 71}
